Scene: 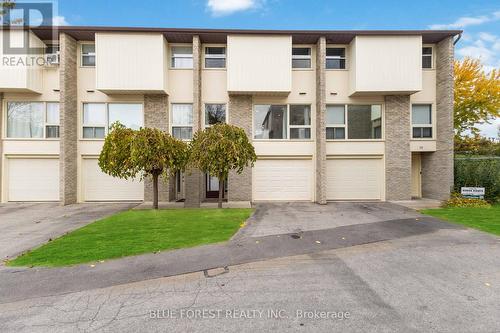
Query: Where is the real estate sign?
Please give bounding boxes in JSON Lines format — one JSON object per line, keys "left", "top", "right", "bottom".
{"left": 461, "top": 187, "right": 485, "bottom": 199}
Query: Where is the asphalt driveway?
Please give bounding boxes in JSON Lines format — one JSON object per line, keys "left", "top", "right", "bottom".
{"left": 0, "top": 202, "right": 137, "bottom": 260}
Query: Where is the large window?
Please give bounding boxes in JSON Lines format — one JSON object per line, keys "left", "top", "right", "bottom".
{"left": 205, "top": 104, "right": 226, "bottom": 127}
{"left": 254, "top": 105, "right": 312, "bottom": 140}
{"left": 82, "top": 103, "right": 143, "bottom": 139}
{"left": 292, "top": 48, "right": 311, "bottom": 69}
{"left": 81, "top": 44, "right": 95, "bottom": 67}
{"left": 205, "top": 47, "right": 226, "bottom": 68}
{"left": 172, "top": 104, "right": 193, "bottom": 140}
{"left": 326, "top": 48, "right": 346, "bottom": 69}
{"left": 326, "top": 104, "right": 382, "bottom": 140}
{"left": 171, "top": 46, "right": 193, "bottom": 69}
{"left": 7, "top": 102, "right": 59, "bottom": 139}
{"left": 422, "top": 47, "right": 433, "bottom": 69}
{"left": 254, "top": 105, "right": 287, "bottom": 139}
{"left": 412, "top": 104, "right": 432, "bottom": 138}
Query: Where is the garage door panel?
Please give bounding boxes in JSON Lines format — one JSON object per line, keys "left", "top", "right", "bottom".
{"left": 327, "top": 158, "right": 382, "bottom": 200}
{"left": 253, "top": 159, "right": 312, "bottom": 201}
{"left": 82, "top": 159, "right": 144, "bottom": 201}
{"left": 8, "top": 158, "right": 60, "bottom": 201}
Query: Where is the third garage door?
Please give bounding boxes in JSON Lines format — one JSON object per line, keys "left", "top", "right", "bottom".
{"left": 253, "top": 159, "right": 312, "bottom": 201}
{"left": 326, "top": 157, "right": 383, "bottom": 200}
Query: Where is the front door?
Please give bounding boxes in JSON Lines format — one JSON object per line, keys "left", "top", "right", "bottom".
{"left": 411, "top": 153, "right": 422, "bottom": 198}
{"left": 206, "top": 174, "right": 222, "bottom": 199}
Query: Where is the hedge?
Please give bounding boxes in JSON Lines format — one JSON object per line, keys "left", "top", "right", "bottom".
{"left": 454, "top": 157, "right": 500, "bottom": 203}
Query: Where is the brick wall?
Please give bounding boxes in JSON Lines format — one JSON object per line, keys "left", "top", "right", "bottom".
{"left": 385, "top": 95, "right": 412, "bottom": 200}
{"left": 421, "top": 37, "right": 454, "bottom": 200}
{"left": 315, "top": 37, "right": 327, "bottom": 204}
{"left": 59, "top": 33, "right": 78, "bottom": 205}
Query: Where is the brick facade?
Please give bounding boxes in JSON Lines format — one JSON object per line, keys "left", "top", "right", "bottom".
{"left": 315, "top": 37, "right": 327, "bottom": 204}
{"left": 59, "top": 33, "right": 78, "bottom": 205}
{"left": 144, "top": 94, "right": 171, "bottom": 202}
{"left": 421, "top": 37, "right": 454, "bottom": 200}
{"left": 228, "top": 95, "right": 253, "bottom": 202}
{"left": 385, "top": 95, "right": 412, "bottom": 200}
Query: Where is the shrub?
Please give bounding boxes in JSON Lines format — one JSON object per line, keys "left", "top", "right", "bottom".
{"left": 443, "top": 193, "right": 491, "bottom": 208}
{"left": 454, "top": 157, "right": 500, "bottom": 203}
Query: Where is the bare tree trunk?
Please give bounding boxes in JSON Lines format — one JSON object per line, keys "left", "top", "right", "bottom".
{"left": 152, "top": 171, "right": 159, "bottom": 210}
{"left": 218, "top": 177, "right": 224, "bottom": 209}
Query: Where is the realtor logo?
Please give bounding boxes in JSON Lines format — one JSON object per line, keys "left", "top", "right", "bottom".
{"left": 461, "top": 187, "right": 485, "bottom": 199}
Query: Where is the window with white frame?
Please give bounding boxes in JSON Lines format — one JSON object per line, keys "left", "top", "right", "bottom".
{"left": 422, "top": 47, "right": 432, "bottom": 69}
{"left": 82, "top": 103, "right": 143, "bottom": 139}
{"left": 326, "top": 105, "right": 346, "bottom": 139}
{"left": 326, "top": 104, "right": 382, "bottom": 140}
{"left": 205, "top": 47, "right": 226, "bottom": 68}
{"left": 292, "top": 47, "right": 311, "bottom": 69}
{"left": 205, "top": 104, "right": 226, "bottom": 127}
{"left": 81, "top": 44, "right": 95, "bottom": 67}
{"left": 6, "top": 102, "right": 60, "bottom": 139}
{"left": 171, "top": 104, "right": 193, "bottom": 140}
{"left": 171, "top": 46, "right": 193, "bottom": 69}
{"left": 289, "top": 105, "right": 311, "bottom": 139}
{"left": 254, "top": 105, "right": 287, "bottom": 139}
{"left": 412, "top": 104, "right": 432, "bottom": 138}
{"left": 326, "top": 47, "right": 346, "bottom": 69}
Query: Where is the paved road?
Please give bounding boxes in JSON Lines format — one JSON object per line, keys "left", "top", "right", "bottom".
{"left": 1, "top": 226, "right": 499, "bottom": 333}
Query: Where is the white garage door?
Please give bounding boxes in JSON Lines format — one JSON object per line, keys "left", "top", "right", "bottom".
{"left": 82, "top": 158, "right": 144, "bottom": 201}
{"left": 326, "top": 157, "right": 383, "bottom": 200}
{"left": 253, "top": 159, "right": 312, "bottom": 201}
{"left": 7, "top": 158, "right": 59, "bottom": 201}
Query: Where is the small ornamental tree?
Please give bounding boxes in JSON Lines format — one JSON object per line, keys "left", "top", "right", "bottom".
{"left": 99, "top": 123, "right": 189, "bottom": 209}
{"left": 189, "top": 123, "right": 257, "bottom": 208}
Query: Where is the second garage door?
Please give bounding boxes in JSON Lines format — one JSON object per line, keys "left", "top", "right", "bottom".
{"left": 82, "top": 158, "right": 144, "bottom": 201}
{"left": 253, "top": 159, "right": 313, "bottom": 201}
{"left": 326, "top": 157, "right": 383, "bottom": 200}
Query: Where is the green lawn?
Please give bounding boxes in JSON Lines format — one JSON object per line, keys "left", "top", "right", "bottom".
{"left": 422, "top": 205, "right": 500, "bottom": 236}
{"left": 8, "top": 208, "right": 253, "bottom": 267}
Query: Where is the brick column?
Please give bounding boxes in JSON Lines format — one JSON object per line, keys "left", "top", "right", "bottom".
{"left": 315, "top": 37, "right": 327, "bottom": 204}
{"left": 385, "top": 95, "right": 412, "bottom": 200}
{"left": 184, "top": 35, "right": 203, "bottom": 208}
{"left": 421, "top": 37, "right": 454, "bottom": 200}
{"left": 144, "top": 94, "right": 171, "bottom": 202}
{"left": 228, "top": 95, "right": 253, "bottom": 202}
{"left": 59, "top": 33, "right": 78, "bottom": 205}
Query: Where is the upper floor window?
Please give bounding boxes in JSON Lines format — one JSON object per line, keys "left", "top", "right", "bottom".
{"left": 422, "top": 47, "right": 433, "bottom": 69}
{"left": 82, "top": 103, "right": 143, "bottom": 139}
{"left": 412, "top": 104, "right": 432, "bottom": 138}
{"left": 81, "top": 44, "right": 96, "bottom": 67}
{"left": 326, "top": 48, "right": 346, "bottom": 69}
{"left": 172, "top": 104, "right": 193, "bottom": 140}
{"left": 205, "top": 104, "right": 226, "bottom": 127}
{"left": 6, "top": 102, "right": 59, "bottom": 139}
{"left": 326, "top": 104, "right": 382, "bottom": 140}
{"left": 254, "top": 104, "right": 312, "bottom": 140}
{"left": 171, "top": 46, "right": 193, "bottom": 69}
{"left": 45, "top": 44, "right": 60, "bottom": 65}
{"left": 292, "top": 48, "right": 311, "bottom": 69}
{"left": 205, "top": 47, "right": 226, "bottom": 68}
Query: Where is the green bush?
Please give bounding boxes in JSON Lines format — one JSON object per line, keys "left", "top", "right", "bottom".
{"left": 454, "top": 157, "right": 500, "bottom": 203}
{"left": 443, "top": 193, "right": 491, "bottom": 208}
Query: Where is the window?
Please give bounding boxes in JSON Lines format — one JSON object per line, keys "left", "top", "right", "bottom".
{"left": 347, "top": 105, "right": 382, "bottom": 139}
{"left": 171, "top": 46, "right": 193, "bottom": 69}
{"left": 45, "top": 103, "right": 60, "bottom": 138}
{"left": 172, "top": 104, "right": 193, "bottom": 140}
{"left": 45, "top": 44, "right": 60, "bottom": 65}
{"left": 289, "top": 105, "right": 311, "bottom": 139}
{"left": 6, "top": 102, "right": 59, "bottom": 139}
{"left": 422, "top": 47, "right": 432, "bottom": 69}
{"left": 326, "top": 105, "right": 346, "bottom": 139}
{"left": 81, "top": 44, "right": 95, "bottom": 67}
{"left": 205, "top": 104, "right": 226, "bottom": 127}
{"left": 326, "top": 48, "right": 346, "bottom": 69}
{"left": 254, "top": 105, "right": 287, "bottom": 139}
{"left": 83, "top": 103, "right": 106, "bottom": 138}
{"left": 292, "top": 48, "right": 311, "bottom": 69}
{"left": 205, "top": 47, "right": 226, "bottom": 68}
{"left": 82, "top": 103, "right": 143, "bottom": 139}
{"left": 412, "top": 104, "right": 432, "bottom": 138}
